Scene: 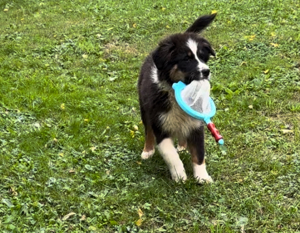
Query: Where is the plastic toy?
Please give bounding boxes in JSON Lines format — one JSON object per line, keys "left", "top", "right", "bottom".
{"left": 172, "top": 81, "right": 224, "bottom": 145}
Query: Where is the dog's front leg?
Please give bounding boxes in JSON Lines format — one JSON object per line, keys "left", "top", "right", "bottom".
{"left": 188, "top": 126, "right": 213, "bottom": 183}
{"left": 157, "top": 138, "right": 187, "bottom": 182}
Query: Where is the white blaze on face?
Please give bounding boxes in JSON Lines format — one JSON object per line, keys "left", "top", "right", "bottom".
{"left": 186, "top": 39, "right": 210, "bottom": 78}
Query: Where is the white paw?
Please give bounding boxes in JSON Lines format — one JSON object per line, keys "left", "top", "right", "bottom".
{"left": 196, "top": 175, "right": 213, "bottom": 184}
{"left": 193, "top": 163, "right": 213, "bottom": 184}
{"left": 170, "top": 164, "right": 187, "bottom": 182}
{"left": 141, "top": 149, "right": 155, "bottom": 160}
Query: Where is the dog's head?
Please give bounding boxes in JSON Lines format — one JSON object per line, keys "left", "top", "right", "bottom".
{"left": 152, "top": 14, "right": 216, "bottom": 85}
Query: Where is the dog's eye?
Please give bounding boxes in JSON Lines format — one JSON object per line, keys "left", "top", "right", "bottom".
{"left": 197, "top": 51, "right": 209, "bottom": 63}
{"left": 183, "top": 56, "right": 192, "bottom": 62}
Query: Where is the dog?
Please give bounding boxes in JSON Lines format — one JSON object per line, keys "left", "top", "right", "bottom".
{"left": 138, "top": 14, "right": 216, "bottom": 183}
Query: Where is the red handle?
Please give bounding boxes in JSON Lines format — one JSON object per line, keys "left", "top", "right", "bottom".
{"left": 207, "top": 122, "right": 223, "bottom": 142}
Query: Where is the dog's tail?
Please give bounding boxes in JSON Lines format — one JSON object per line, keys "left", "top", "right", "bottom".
{"left": 185, "top": 14, "right": 217, "bottom": 33}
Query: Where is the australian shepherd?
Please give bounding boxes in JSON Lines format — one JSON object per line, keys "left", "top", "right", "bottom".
{"left": 138, "top": 14, "right": 217, "bottom": 183}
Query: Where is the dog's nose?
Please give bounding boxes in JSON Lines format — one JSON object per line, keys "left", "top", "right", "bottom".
{"left": 201, "top": 69, "right": 210, "bottom": 78}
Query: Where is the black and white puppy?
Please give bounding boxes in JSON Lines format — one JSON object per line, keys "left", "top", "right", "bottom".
{"left": 138, "top": 14, "right": 216, "bottom": 183}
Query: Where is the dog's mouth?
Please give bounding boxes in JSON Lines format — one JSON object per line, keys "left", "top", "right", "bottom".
{"left": 185, "top": 71, "right": 210, "bottom": 84}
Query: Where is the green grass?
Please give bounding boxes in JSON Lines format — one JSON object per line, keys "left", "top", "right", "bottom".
{"left": 1, "top": 0, "right": 300, "bottom": 232}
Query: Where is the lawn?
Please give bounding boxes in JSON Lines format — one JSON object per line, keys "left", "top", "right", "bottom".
{"left": 0, "top": 0, "right": 300, "bottom": 232}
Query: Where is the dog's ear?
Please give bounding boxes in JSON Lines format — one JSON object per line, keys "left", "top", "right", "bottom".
{"left": 152, "top": 39, "right": 175, "bottom": 70}
{"left": 204, "top": 43, "right": 216, "bottom": 57}
{"left": 186, "top": 14, "right": 217, "bottom": 33}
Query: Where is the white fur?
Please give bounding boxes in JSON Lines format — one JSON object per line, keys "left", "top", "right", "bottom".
{"left": 186, "top": 39, "right": 210, "bottom": 78}
{"left": 141, "top": 149, "right": 155, "bottom": 160}
{"left": 177, "top": 145, "right": 186, "bottom": 152}
{"left": 158, "top": 138, "right": 187, "bottom": 182}
{"left": 151, "top": 66, "right": 159, "bottom": 83}
{"left": 193, "top": 162, "right": 213, "bottom": 183}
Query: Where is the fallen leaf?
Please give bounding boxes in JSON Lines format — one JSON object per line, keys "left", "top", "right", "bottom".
{"left": 80, "top": 215, "right": 86, "bottom": 221}
{"left": 264, "top": 69, "right": 269, "bottom": 74}
{"left": 62, "top": 212, "right": 76, "bottom": 221}
{"left": 10, "top": 187, "right": 18, "bottom": 196}
{"left": 130, "top": 130, "right": 135, "bottom": 138}
{"left": 138, "top": 208, "right": 143, "bottom": 218}
{"left": 248, "top": 35, "right": 256, "bottom": 41}
{"left": 4, "top": 8, "right": 9, "bottom": 12}
{"left": 135, "top": 208, "right": 144, "bottom": 226}
{"left": 60, "top": 103, "right": 65, "bottom": 110}
{"left": 244, "top": 35, "right": 256, "bottom": 41}
{"left": 270, "top": 43, "right": 279, "bottom": 47}
{"left": 135, "top": 218, "right": 143, "bottom": 227}
{"left": 211, "top": 10, "right": 218, "bottom": 14}
{"left": 281, "top": 129, "right": 293, "bottom": 134}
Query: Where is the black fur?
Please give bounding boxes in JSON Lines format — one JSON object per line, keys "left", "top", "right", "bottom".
{"left": 186, "top": 14, "right": 217, "bottom": 33}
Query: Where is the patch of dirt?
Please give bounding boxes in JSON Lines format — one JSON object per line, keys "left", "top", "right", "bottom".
{"left": 104, "top": 42, "right": 138, "bottom": 56}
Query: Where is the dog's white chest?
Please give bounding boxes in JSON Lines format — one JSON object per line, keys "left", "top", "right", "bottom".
{"left": 159, "top": 95, "right": 202, "bottom": 138}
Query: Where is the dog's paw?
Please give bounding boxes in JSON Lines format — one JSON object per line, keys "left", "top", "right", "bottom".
{"left": 170, "top": 164, "right": 187, "bottom": 182}
{"left": 141, "top": 149, "right": 155, "bottom": 160}
{"left": 195, "top": 175, "right": 213, "bottom": 184}
{"left": 193, "top": 163, "right": 213, "bottom": 184}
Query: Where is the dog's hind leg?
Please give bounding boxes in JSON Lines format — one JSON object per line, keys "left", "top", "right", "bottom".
{"left": 140, "top": 106, "right": 155, "bottom": 159}
{"left": 177, "top": 138, "right": 187, "bottom": 152}
{"left": 188, "top": 126, "right": 213, "bottom": 183}
{"left": 141, "top": 124, "right": 155, "bottom": 159}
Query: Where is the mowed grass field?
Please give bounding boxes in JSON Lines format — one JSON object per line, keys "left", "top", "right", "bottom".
{"left": 1, "top": 0, "right": 300, "bottom": 232}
